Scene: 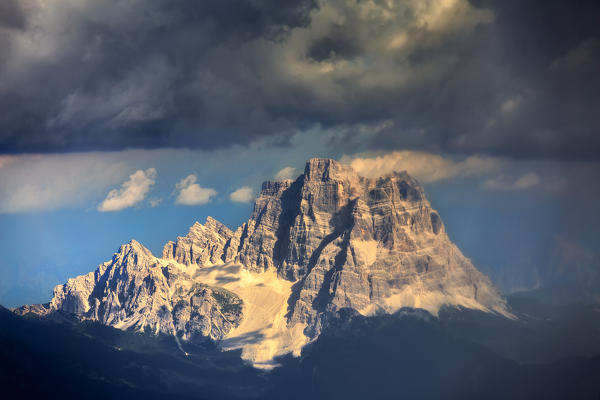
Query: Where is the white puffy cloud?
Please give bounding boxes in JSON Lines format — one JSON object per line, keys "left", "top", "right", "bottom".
{"left": 275, "top": 166, "right": 296, "bottom": 180}
{"left": 482, "top": 173, "right": 541, "bottom": 191}
{"left": 229, "top": 186, "right": 254, "bottom": 203}
{"left": 175, "top": 174, "right": 217, "bottom": 205}
{"left": 98, "top": 168, "right": 157, "bottom": 211}
{"left": 342, "top": 151, "right": 501, "bottom": 183}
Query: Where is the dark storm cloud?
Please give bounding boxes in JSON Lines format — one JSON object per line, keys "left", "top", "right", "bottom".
{"left": 0, "top": 0, "right": 318, "bottom": 153}
{"left": 0, "top": 0, "right": 599, "bottom": 161}
{"left": 306, "top": 30, "right": 361, "bottom": 62}
{"left": 343, "top": 0, "right": 600, "bottom": 161}
{"left": 0, "top": 0, "right": 25, "bottom": 30}
{"left": 422, "top": 0, "right": 600, "bottom": 161}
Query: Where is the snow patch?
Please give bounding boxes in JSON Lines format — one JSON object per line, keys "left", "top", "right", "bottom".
{"left": 350, "top": 239, "right": 378, "bottom": 266}
{"left": 158, "top": 260, "right": 310, "bottom": 369}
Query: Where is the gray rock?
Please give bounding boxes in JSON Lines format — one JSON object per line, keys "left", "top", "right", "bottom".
{"left": 222, "top": 158, "right": 508, "bottom": 337}
{"left": 25, "top": 239, "right": 242, "bottom": 341}
{"left": 163, "top": 216, "right": 233, "bottom": 266}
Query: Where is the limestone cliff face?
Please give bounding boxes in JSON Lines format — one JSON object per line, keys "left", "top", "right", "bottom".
{"left": 158, "top": 158, "right": 508, "bottom": 337}
{"left": 15, "top": 158, "right": 509, "bottom": 357}
{"left": 234, "top": 159, "right": 507, "bottom": 335}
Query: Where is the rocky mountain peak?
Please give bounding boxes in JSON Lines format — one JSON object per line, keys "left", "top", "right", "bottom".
{"left": 17, "top": 157, "right": 511, "bottom": 367}
{"left": 189, "top": 221, "right": 203, "bottom": 231}
{"left": 303, "top": 157, "right": 359, "bottom": 183}
{"left": 117, "top": 239, "right": 153, "bottom": 257}
{"left": 204, "top": 216, "right": 233, "bottom": 237}
{"left": 163, "top": 216, "right": 233, "bottom": 265}
{"left": 112, "top": 239, "right": 155, "bottom": 268}
{"left": 230, "top": 159, "right": 508, "bottom": 335}
{"left": 258, "top": 179, "right": 293, "bottom": 197}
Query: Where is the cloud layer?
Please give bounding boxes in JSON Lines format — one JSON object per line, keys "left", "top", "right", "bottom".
{"left": 343, "top": 151, "right": 501, "bottom": 183}
{"left": 0, "top": 0, "right": 598, "bottom": 161}
{"left": 0, "top": 153, "right": 127, "bottom": 213}
{"left": 274, "top": 166, "right": 297, "bottom": 180}
{"left": 98, "top": 168, "right": 157, "bottom": 211}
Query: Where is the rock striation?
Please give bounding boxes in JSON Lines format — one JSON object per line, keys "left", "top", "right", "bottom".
{"left": 15, "top": 158, "right": 510, "bottom": 363}
{"left": 159, "top": 158, "right": 509, "bottom": 335}
{"left": 162, "top": 217, "right": 234, "bottom": 266}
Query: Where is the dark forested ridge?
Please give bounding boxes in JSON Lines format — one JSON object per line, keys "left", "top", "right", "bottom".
{"left": 2, "top": 292, "right": 600, "bottom": 400}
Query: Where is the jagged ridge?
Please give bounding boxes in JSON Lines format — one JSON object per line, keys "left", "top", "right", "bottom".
{"left": 16, "top": 240, "right": 243, "bottom": 340}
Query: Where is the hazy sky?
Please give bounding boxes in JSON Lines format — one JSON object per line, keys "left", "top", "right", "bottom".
{"left": 0, "top": 0, "right": 598, "bottom": 306}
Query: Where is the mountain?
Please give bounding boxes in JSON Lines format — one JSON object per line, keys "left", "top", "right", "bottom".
{"left": 14, "top": 158, "right": 509, "bottom": 367}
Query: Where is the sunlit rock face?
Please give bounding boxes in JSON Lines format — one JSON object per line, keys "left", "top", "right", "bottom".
{"left": 225, "top": 158, "right": 509, "bottom": 336}
{"left": 15, "top": 158, "right": 509, "bottom": 366}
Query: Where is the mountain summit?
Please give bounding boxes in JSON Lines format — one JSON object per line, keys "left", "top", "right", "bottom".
{"left": 15, "top": 158, "right": 510, "bottom": 367}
